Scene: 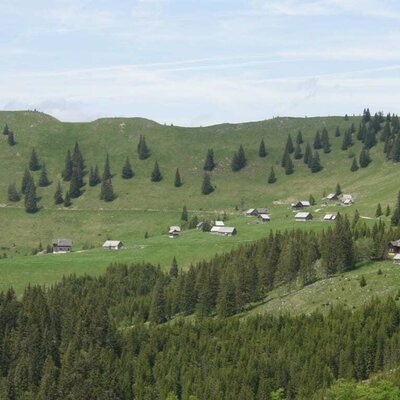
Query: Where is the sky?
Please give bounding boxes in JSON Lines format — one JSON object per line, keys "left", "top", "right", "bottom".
{"left": 0, "top": 0, "right": 399, "bottom": 126}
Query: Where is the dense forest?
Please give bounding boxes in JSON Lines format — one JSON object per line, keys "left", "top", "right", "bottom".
{"left": 1, "top": 214, "right": 400, "bottom": 399}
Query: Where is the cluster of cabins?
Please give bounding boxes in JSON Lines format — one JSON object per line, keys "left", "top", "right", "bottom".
{"left": 169, "top": 220, "right": 237, "bottom": 238}
{"left": 245, "top": 208, "right": 271, "bottom": 222}
{"left": 52, "top": 239, "right": 123, "bottom": 253}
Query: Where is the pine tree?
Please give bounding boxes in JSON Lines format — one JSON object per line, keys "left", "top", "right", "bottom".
{"left": 296, "top": 130, "right": 303, "bottom": 144}
{"left": 7, "top": 183, "right": 20, "bottom": 202}
{"left": 170, "top": 257, "right": 178, "bottom": 278}
{"left": 232, "top": 145, "right": 246, "bottom": 171}
{"left": 72, "top": 142, "right": 84, "bottom": 172}
{"left": 181, "top": 205, "right": 188, "bottom": 222}
{"left": 149, "top": 280, "right": 166, "bottom": 324}
{"left": 89, "top": 165, "right": 101, "bottom": 186}
{"left": 376, "top": 203, "right": 383, "bottom": 218}
{"left": 385, "top": 205, "right": 391, "bottom": 216}
{"left": 69, "top": 168, "right": 81, "bottom": 198}
{"left": 54, "top": 181, "right": 64, "bottom": 205}
{"left": 201, "top": 173, "right": 214, "bottom": 194}
{"left": 341, "top": 129, "right": 353, "bottom": 150}
{"left": 29, "top": 148, "right": 40, "bottom": 171}
{"left": 389, "top": 136, "right": 400, "bottom": 162}
{"left": 203, "top": 149, "right": 216, "bottom": 171}
{"left": 321, "top": 128, "right": 331, "bottom": 153}
{"left": 151, "top": 161, "right": 162, "bottom": 182}
{"left": 391, "top": 191, "right": 400, "bottom": 226}
{"left": 7, "top": 131, "right": 15, "bottom": 146}
{"left": 103, "top": 153, "right": 112, "bottom": 180}
{"left": 258, "top": 139, "right": 267, "bottom": 157}
{"left": 284, "top": 153, "right": 294, "bottom": 175}
{"left": 174, "top": 168, "right": 182, "bottom": 187}
{"left": 38, "top": 164, "right": 50, "bottom": 187}
{"left": 62, "top": 150, "right": 73, "bottom": 181}
{"left": 350, "top": 157, "right": 359, "bottom": 172}
{"left": 313, "top": 131, "right": 322, "bottom": 149}
{"left": 294, "top": 143, "right": 303, "bottom": 159}
{"left": 309, "top": 194, "right": 316, "bottom": 206}
{"left": 35, "top": 356, "right": 58, "bottom": 400}
{"left": 138, "top": 135, "right": 150, "bottom": 160}
{"left": 286, "top": 134, "right": 294, "bottom": 154}
{"left": 310, "top": 150, "right": 322, "bottom": 173}
{"left": 100, "top": 178, "right": 115, "bottom": 201}
{"left": 335, "top": 183, "right": 342, "bottom": 196}
{"left": 121, "top": 157, "right": 134, "bottom": 179}
{"left": 359, "top": 147, "right": 371, "bottom": 168}
{"left": 21, "top": 168, "right": 33, "bottom": 194}
{"left": 335, "top": 127, "right": 341, "bottom": 137}
{"left": 364, "top": 127, "right": 377, "bottom": 149}
{"left": 359, "top": 275, "right": 367, "bottom": 287}
{"left": 24, "top": 179, "right": 38, "bottom": 213}
{"left": 64, "top": 191, "right": 72, "bottom": 207}
{"left": 268, "top": 166, "right": 277, "bottom": 184}
{"left": 303, "top": 142, "right": 312, "bottom": 165}
{"left": 2, "top": 123, "right": 9, "bottom": 135}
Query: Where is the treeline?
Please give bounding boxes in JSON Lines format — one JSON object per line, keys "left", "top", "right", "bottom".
{"left": 2, "top": 266, "right": 400, "bottom": 399}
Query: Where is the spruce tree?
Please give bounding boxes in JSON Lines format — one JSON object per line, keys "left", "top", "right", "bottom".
{"left": 376, "top": 203, "right": 383, "bottom": 218}
{"left": 359, "top": 147, "right": 370, "bottom": 168}
{"left": 62, "top": 150, "right": 73, "bottom": 181}
{"left": 296, "top": 130, "right": 303, "bottom": 144}
{"left": 335, "top": 127, "right": 341, "bottom": 137}
{"left": 231, "top": 145, "right": 246, "bottom": 171}
{"left": 29, "top": 148, "right": 40, "bottom": 171}
{"left": 103, "top": 153, "right": 112, "bottom": 180}
{"left": 100, "top": 178, "right": 115, "bottom": 201}
{"left": 303, "top": 143, "right": 312, "bottom": 165}
{"left": 286, "top": 134, "right": 294, "bottom": 154}
{"left": 203, "top": 149, "right": 216, "bottom": 171}
{"left": 38, "top": 164, "right": 50, "bottom": 187}
{"left": 309, "top": 194, "right": 316, "bottom": 206}
{"left": 149, "top": 280, "right": 166, "bottom": 324}
{"left": 181, "top": 205, "right": 188, "bottom": 222}
{"left": 313, "top": 131, "right": 322, "bottom": 149}
{"left": 321, "top": 128, "right": 331, "bottom": 153}
{"left": 389, "top": 136, "right": 400, "bottom": 162}
{"left": 54, "top": 181, "right": 64, "bottom": 205}
{"left": 7, "top": 131, "right": 15, "bottom": 146}
{"left": 21, "top": 168, "right": 33, "bottom": 194}
{"left": 310, "top": 150, "right": 322, "bottom": 173}
{"left": 341, "top": 129, "right": 353, "bottom": 150}
{"left": 138, "top": 135, "right": 150, "bottom": 160}
{"left": 69, "top": 168, "right": 81, "bottom": 198}
{"left": 385, "top": 205, "right": 391, "bottom": 216}
{"left": 24, "top": 179, "right": 38, "bottom": 213}
{"left": 121, "top": 157, "right": 134, "bottom": 179}
{"left": 170, "top": 257, "right": 178, "bottom": 278}
{"left": 64, "top": 191, "right": 72, "bottom": 207}
{"left": 335, "top": 183, "right": 342, "bottom": 196}
{"left": 89, "top": 165, "right": 101, "bottom": 186}
{"left": 284, "top": 153, "right": 294, "bottom": 175}
{"left": 72, "top": 142, "right": 85, "bottom": 172}
{"left": 151, "top": 161, "right": 162, "bottom": 182}
{"left": 268, "top": 166, "right": 277, "bottom": 184}
{"left": 294, "top": 143, "right": 303, "bottom": 159}
{"left": 174, "top": 168, "right": 182, "bottom": 187}
{"left": 364, "top": 127, "right": 377, "bottom": 149}
{"left": 258, "top": 139, "right": 267, "bottom": 157}
{"left": 2, "top": 123, "right": 9, "bottom": 135}
{"left": 350, "top": 157, "right": 359, "bottom": 172}
{"left": 391, "top": 191, "right": 400, "bottom": 226}
{"left": 7, "top": 183, "right": 20, "bottom": 202}
{"left": 201, "top": 173, "right": 214, "bottom": 195}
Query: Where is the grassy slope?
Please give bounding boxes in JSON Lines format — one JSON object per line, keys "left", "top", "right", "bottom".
{"left": 0, "top": 110, "right": 397, "bottom": 293}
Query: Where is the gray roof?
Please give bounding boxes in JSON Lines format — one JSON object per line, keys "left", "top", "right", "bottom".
{"left": 103, "top": 240, "right": 122, "bottom": 247}
{"left": 326, "top": 193, "right": 337, "bottom": 200}
{"left": 295, "top": 212, "right": 312, "bottom": 219}
{"left": 258, "top": 214, "right": 270, "bottom": 220}
{"left": 256, "top": 208, "right": 269, "bottom": 214}
{"left": 394, "top": 254, "right": 400, "bottom": 260}
{"left": 210, "top": 226, "right": 236, "bottom": 234}
{"left": 52, "top": 239, "right": 72, "bottom": 246}
{"left": 390, "top": 240, "right": 400, "bottom": 247}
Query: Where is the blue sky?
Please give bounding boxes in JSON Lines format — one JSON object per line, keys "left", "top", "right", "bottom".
{"left": 0, "top": 0, "right": 399, "bottom": 125}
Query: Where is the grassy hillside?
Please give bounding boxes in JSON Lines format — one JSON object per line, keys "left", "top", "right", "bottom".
{"left": 0, "top": 110, "right": 397, "bottom": 293}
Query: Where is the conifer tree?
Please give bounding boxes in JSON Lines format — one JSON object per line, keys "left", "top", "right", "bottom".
{"left": 7, "top": 131, "right": 15, "bottom": 146}
{"left": 380, "top": 122, "right": 391, "bottom": 142}
{"left": 296, "top": 130, "right": 303, "bottom": 144}
{"left": 89, "top": 165, "right": 101, "bottom": 186}
{"left": 391, "top": 191, "right": 400, "bottom": 226}
{"left": 268, "top": 166, "right": 277, "bottom": 184}
{"left": 335, "top": 126, "right": 341, "bottom": 137}
{"left": 62, "top": 150, "right": 73, "bottom": 181}
{"left": 149, "top": 279, "right": 166, "bottom": 324}
{"left": 286, "top": 134, "right": 294, "bottom": 154}
{"left": 321, "top": 128, "right": 331, "bottom": 153}
{"left": 359, "top": 147, "right": 371, "bottom": 168}
{"left": 350, "top": 157, "right": 359, "bottom": 172}
{"left": 54, "top": 181, "right": 64, "bottom": 205}
{"left": 151, "top": 161, "right": 162, "bottom": 182}
{"left": 258, "top": 139, "right": 267, "bottom": 157}
{"left": 335, "top": 183, "right": 342, "bottom": 196}
{"left": 284, "top": 153, "right": 294, "bottom": 175}
{"left": 38, "top": 164, "right": 50, "bottom": 187}
{"left": 352, "top": 209, "right": 360, "bottom": 228}
{"left": 100, "top": 178, "right": 115, "bottom": 201}
{"left": 21, "top": 168, "right": 33, "bottom": 194}
{"left": 341, "top": 129, "right": 353, "bottom": 150}
{"left": 2, "top": 123, "right": 9, "bottom": 135}
{"left": 203, "top": 149, "right": 216, "bottom": 171}
{"left": 24, "top": 179, "right": 38, "bottom": 213}
{"left": 385, "top": 205, "right": 391, "bottom": 216}
{"left": 309, "top": 194, "right": 316, "bottom": 206}
{"left": 72, "top": 142, "right": 85, "bottom": 171}
{"left": 376, "top": 203, "right": 383, "bottom": 218}
{"left": 174, "top": 168, "right": 182, "bottom": 187}
{"left": 201, "top": 173, "right": 214, "bottom": 195}
{"left": 103, "top": 153, "right": 112, "bottom": 180}
{"left": 29, "top": 148, "right": 40, "bottom": 171}
{"left": 364, "top": 127, "right": 377, "bottom": 149}
{"left": 64, "top": 190, "right": 72, "bottom": 207}
{"left": 310, "top": 150, "right": 322, "bottom": 173}
{"left": 69, "top": 168, "right": 81, "bottom": 198}
{"left": 303, "top": 142, "right": 312, "bottom": 165}
{"left": 7, "top": 183, "right": 20, "bottom": 202}
{"left": 231, "top": 145, "right": 246, "bottom": 171}
{"left": 121, "top": 157, "right": 134, "bottom": 179}
{"left": 35, "top": 356, "right": 58, "bottom": 399}
{"left": 181, "top": 205, "right": 188, "bottom": 222}
{"left": 389, "top": 136, "right": 400, "bottom": 162}
{"left": 170, "top": 257, "right": 178, "bottom": 278}
{"left": 313, "top": 131, "right": 322, "bottom": 149}
{"left": 294, "top": 143, "right": 303, "bottom": 159}
{"left": 138, "top": 135, "right": 150, "bottom": 160}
